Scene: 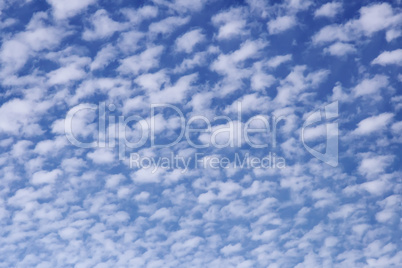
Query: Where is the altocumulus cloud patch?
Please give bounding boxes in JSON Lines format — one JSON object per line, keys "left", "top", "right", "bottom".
{"left": 0, "top": 0, "right": 401, "bottom": 267}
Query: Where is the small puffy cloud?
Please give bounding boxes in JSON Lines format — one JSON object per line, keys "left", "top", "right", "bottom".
{"left": 251, "top": 72, "right": 275, "bottom": 91}
{"left": 353, "top": 75, "right": 389, "bottom": 97}
{"left": 0, "top": 137, "right": 13, "bottom": 148}
{"left": 105, "top": 174, "right": 126, "bottom": 188}
{"left": 391, "top": 121, "right": 402, "bottom": 134}
{"left": 250, "top": 61, "right": 275, "bottom": 91}
{"left": 149, "top": 16, "right": 190, "bottom": 36}
{"left": 34, "top": 136, "right": 67, "bottom": 155}
{"left": 375, "top": 208, "right": 396, "bottom": 223}
{"left": 87, "top": 149, "right": 115, "bottom": 164}
{"left": 134, "top": 191, "right": 150, "bottom": 201}
{"left": 314, "top": 2, "right": 342, "bottom": 18}
{"left": 150, "top": 73, "right": 198, "bottom": 104}
{"left": 117, "top": 31, "right": 144, "bottom": 54}
{"left": 171, "top": 237, "right": 203, "bottom": 257}
{"left": 324, "top": 236, "right": 339, "bottom": 247}
{"left": 0, "top": 39, "right": 30, "bottom": 73}
{"left": 47, "top": 0, "right": 96, "bottom": 20}
{"left": 189, "top": 91, "right": 214, "bottom": 113}
{"left": 212, "top": 7, "right": 248, "bottom": 40}
{"left": 0, "top": 98, "right": 33, "bottom": 134}
{"left": 356, "top": 3, "right": 402, "bottom": 36}
{"left": 175, "top": 29, "right": 205, "bottom": 53}
{"left": 230, "top": 39, "right": 267, "bottom": 63}
{"left": 371, "top": 49, "right": 402, "bottom": 66}
{"left": 173, "top": 0, "right": 206, "bottom": 12}
{"left": 11, "top": 140, "right": 32, "bottom": 158}
{"left": 152, "top": 0, "right": 206, "bottom": 13}
{"left": 198, "top": 190, "right": 216, "bottom": 204}
{"left": 274, "top": 65, "right": 329, "bottom": 105}
{"left": 173, "top": 47, "right": 218, "bottom": 73}
{"left": 122, "top": 96, "right": 149, "bottom": 114}
{"left": 211, "top": 39, "right": 268, "bottom": 77}
{"left": 224, "top": 93, "right": 270, "bottom": 114}
{"left": 209, "top": 39, "right": 268, "bottom": 96}
{"left": 31, "top": 169, "right": 62, "bottom": 185}
{"left": 149, "top": 207, "right": 175, "bottom": 222}
{"left": 90, "top": 44, "right": 117, "bottom": 71}
{"left": 266, "top": 54, "right": 292, "bottom": 68}
{"left": 118, "top": 46, "right": 164, "bottom": 75}
{"left": 360, "top": 180, "right": 389, "bottom": 195}
{"left": 82, "top": 9, "right": 126, "bottom": 41}
{"left": 131, "top": 168, "right": 165, "bottom": 183}
{"left": 375, "top": 195, "right": 400, "bottom": 223}
{"left": 312, "top": 24, "right": 349, "bottom": 45}
{"left": 121, "top": 5, "right": 158, "bottom": 24}
{"left": 220, "top": 243, "right": 242, "bottom": 255}
{"left": 358, "top": 154, "right": 394, "bottom": 177}
{"left": 331, "top": 83, "right": 350, "bottom": 102}
{"left": 47, "top": 59, "right": 90, "bottom": 85}
{"left": 385, "top": 28, "right": 401, "bottom": 42}
{"left": 0, "top": 94, "right": 50, "bottom": 136}
{"left": 324, "top": 42, "right": 356, "bottom": 56}
{"left": 267, "top": 16, "right": 296, "bottom": 34}
{"left": 134, "top": 70, "right": 169, "bottom": 92}
{"left": 246, "top": 0, "right": 269, "bottom": 18}
{"left": 286, "top": 0, "right": 312, "bottom": 12}
{"left": 0, "top": 18, "right": 17, "bottom": 29}
{"left": 61, "top": 157, "right": 86, "bottom": 173}
{"left": 353, "top": 113, "right": 394, "bottom": 135}
{"left": 51, "top": 119, "right": 65, "bottom": 134}
{"left": 59, "top": 227, "right": 79, "bottom": 240}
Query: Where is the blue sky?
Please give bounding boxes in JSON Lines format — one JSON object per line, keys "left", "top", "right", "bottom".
{"left": 0, "top": 0, "right": 401, "bottom": 267}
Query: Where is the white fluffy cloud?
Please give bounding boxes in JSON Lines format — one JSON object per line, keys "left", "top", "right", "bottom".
{"left": 312, "top": 24, "right": 349, "bottom": 45}
{"left": 83, "top": 9, "right": 126, "bottom": 41}
{"left": 267, "top": 54, "right": 292, "bottom": 68}
{"left": 150, "top": 73, "right": 198, "bottom": 103}
{"left": 352, "top": 74, "right": 389, "bottom": 97}
{"left": 31, "top": 169, "right": 62, "bottom": 185}
{"left": 0, "top": 13, "right": 68, "bottom": 74}
{"left": 267, "top": 15, "right": 296, "bottom": 34}
{"left": 371, "top": 49, "right": 402, "bottom": 66}
{"left": 324, "top": 42, "right": 356, "bottom": 56}
{"left": 47, "top": 0, "right": 97, "bottom": 20}
{"left": 312, "top": 3, "right": 402, "bottom": 53}
{"left": 175, "top": 29, "right": 205, "bottom": 53}
{"left": 356, "top": 3, "right": 402, "bottom": 36}
{"left": 87, "top": 149, "right": 115, "bottom": 164}
{"left": 353, "top": 113, "right": 394, "bottom": 135}
{"left": 314, "top": 2, "right": 342, "bottom": 18}
{"left": 47, "top": 56, "right": 90, "bottom": 85}
{"left": 90, "top": 44, "right": 117, "bottom": 71}
{"left": 149, "top": 16, "right": 190, "bottom": 36}
{"left": 118, "top": 46, "right": 164, "bottom": 74}
{"left": 358, "top": 154, "right": 393, "bottom": 177}
{"left": 212, "top": 7, "right": 248, "bottom": 40}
